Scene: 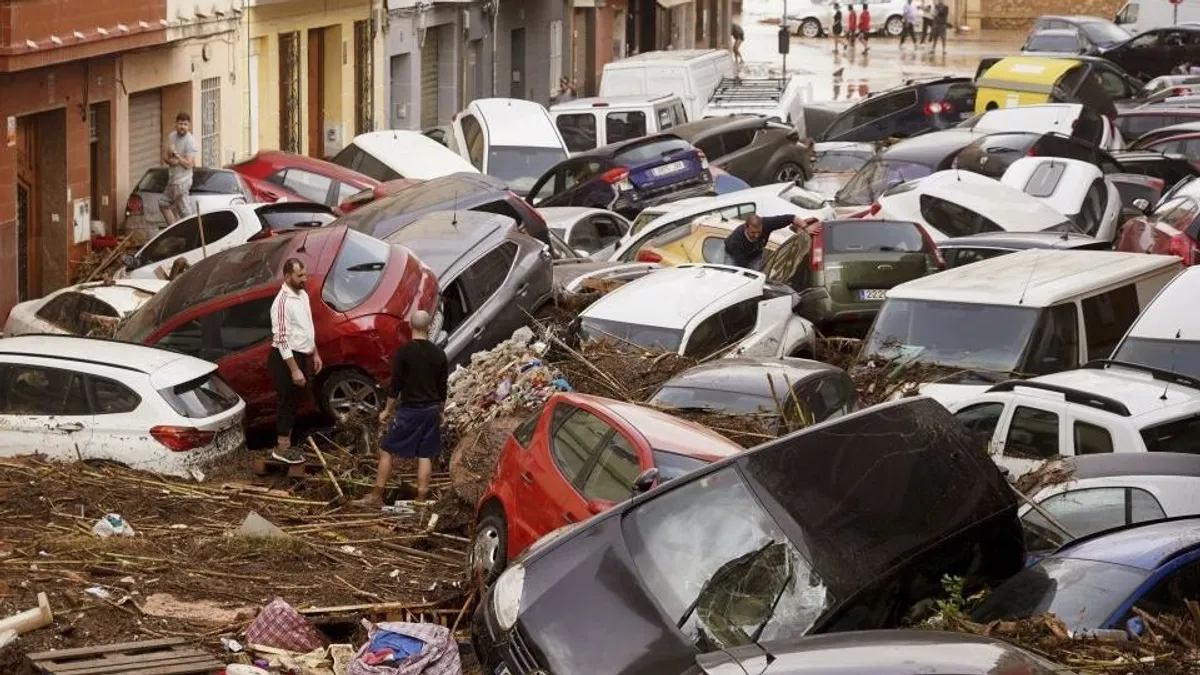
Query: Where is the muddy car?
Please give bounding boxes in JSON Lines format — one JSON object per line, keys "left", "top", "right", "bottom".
{"left": 471, "top": 397, "right": 1025, "bottom": 675}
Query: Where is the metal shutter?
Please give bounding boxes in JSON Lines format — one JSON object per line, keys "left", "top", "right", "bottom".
{"left": 420, "top": 28, "right": 439, "bottom": 128}
{"left": 128, "top": 90, "right": 163, "bottom": 191}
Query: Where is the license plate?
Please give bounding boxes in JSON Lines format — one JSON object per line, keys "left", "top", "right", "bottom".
{"left": 859, "top": 289, "right": 888, "bottom": 301}
{"left": 649, "top": 160, "right": 686, "bottom": 178}
{"left": 494, "top": 665, "right": 512, "bottom": 675}
{"left": 216, "top": 427, "right": 245, "bottom": 452}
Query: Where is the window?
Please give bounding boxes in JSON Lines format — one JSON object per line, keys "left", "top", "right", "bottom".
{"left": 944, "top": 84, "right": 977, "bottom": 117}
{"left": 1025, "top": 302, "right": 1080, "bottom": 374}
{"left": 684, "top": 299, "right": 758, "bottom": 357}
{"left": 257, "top": 207, "right": 337, "bottom": 232}
{"left": 701, "top": 237, "right": 728, "bottom": 263}
{"left": 158, "top": 296, "right": 275, "bottom": 361}
{"left": 1078, "top": 178, "right": 1109, "bottom": 235}
{"left": 322, "top": 230, "right": 391, "bottom": 311}
{"left": 158, "top": 372, "right": 240, "bottom": 418}
{"left": 464, "top": 242, "right": 516, "bottom": 310}
{"left": 652, "top": 449, "right": 707, "bottom": 480}
{"left": 200, "top": 77, "right": 220, "bottom": 168}
{"left": 693, "top": 136, "right": 723, "bottom": 159}
{"left": 556, "top": 113, "right": 597, "bottom": 153}
{"left": 567, "top": 219, "right": 602, "bottom": 250}
{"left": 1074, "top": 421, "right": 1114, "bottom": 455}
{"left": 91, "top": 377, "right": 142, "bottom": 415}
{"left": 440, "top": 280, "right": 470, "bottom": 336}
{"left": 1096, "top": 70, "right": 1131, "bottom": 100}
{"left": 606, "top": 111, "right": 648, "bottom": 145}
{"left": 336, "top": 182, "right": 361, "bottom": 204}
{"left": 550, "top": 404, "right": 613, "bottom": 482}
{"left": 655, "top": 104, "right": 684, "bottom": 131}
{"left": 36, "top": 293, "right": 119, "bottom": 335}
{"left": 1116, "top": 2, "right": 1138, "bottom": 24}
{"left": 790, "top": 375, "right": 855, "bottom": 426}
{"left": 355, "top": 151, "right": 401, "bottom": 182}
{"left": 138, "top": 211, "right": 241, "bottom": 267}
{"left": 683, "top": 313, "right": 726, "bottom": 358}
{"left": 1022, "top": 487, "right": 1165, "bottom": 551}
{"left": 0, "top": 366, "right": 89, "bottom": 416}
{"left": 1081, "top": 284, "right": 1140, "bottom": 362}
{"left": 1129, "top": 561, "right": 1200, "bottom": 620}
{"left": 919, "top": 195, "right": 1003, "bottom": 237}
{"left": 825, "top": 221, "right": 924, "bottom": 253}
{"left": 512, "top": 409, "right": 541, "bottom": 447}
{"left": 1142, "top": 415, "right": 1200, "bottom": 454}
{"left": 582, "top": 434, "right": 641, "bottom": 502}
{"left": 460, "top": 114, "right": 485, "bottom": 169}
{"left": 1128, "top": 30, "right": 1161, "bottom": 48}
{"left": 1024, "top": 162, "right": 1068, "bottom": 198}
{"left": 719, "top": 129, "right": 757, "bottom": 155}
{"left": 955, "top": 402, "right": 1006, "bottom": 445}
{"left": 943, "top": 247, "right": 1009, "bottom": 268}
{"left": 279, "top": 170, "right": 334, "bottom": 204}
{"left": 614, "top": 137, "right": 691, "bottom": 165}
{"left": 1004, "top": 406, "right": 1060, "bottom": 459}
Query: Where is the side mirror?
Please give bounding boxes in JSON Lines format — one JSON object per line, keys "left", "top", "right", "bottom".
{"left": 123, "top": 253, "right": 138, "bottom": 271}
{"left": 633, "top": 467, "right": 660, "bottom": 493}
{"left": 586, "top": 498, "right": 617, "bottom": 515}
{"left": 1133, "top": 198, "right": 1150, "bottom": 214}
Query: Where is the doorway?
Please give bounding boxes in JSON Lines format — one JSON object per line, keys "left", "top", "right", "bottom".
{"left": 307, "top": 27, "right": 327, "bottom": 158}
{"left": 510, "top": 27, "right": 525, "bottom": 99}
{"left": 15, "top": 116, "right": 34, "bottom": 302}
{"left": 88, "top": 102, "right": 113, "bottom": 230}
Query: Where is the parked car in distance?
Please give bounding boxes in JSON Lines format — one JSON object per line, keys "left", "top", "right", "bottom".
{"left": 648, "top": 357, "right": 858, "bottom": 433}
{"left": 951, "top": 131, "right": 1124, "bottom": 180}
{"left": 1129, "top": 132, "right": 1200, "bottom": 169}
{"left": 814, "top": 77, "right": 977, "bottom": 144}
{"left": 550, "top": 94, "right": 689, "bottom": 154}
{"left": 805, "top": 141, "right": 875, "bottom": 198}
{"left": 1130, "top": 120, "right": 1200, "bottom": 150}
{"left": 960, "top": 103, "right": 1122, "bottom": 150}
{"left": 382, "top": 211, "right": 554, "bottom": 367}
{"left": 229, "top": 150, "right": 379, "bottom": 207}
{"left": 1023, "top": 28, "right": 1095, "bottom": 55}
{"left": 449, "top": 98, "right": 569, "bottom": 197}
{"left": 1116, "top": 177, "right": 1200, "bottom": 264}
{"left": 330, "top": 131, "right": 479, "bottom": 182}
{"left": 1110, "top": 150, "right": 1200, "bottom": 194}
{"left": 115, "top": 226, "right": 440, "bottom": 427}
{"left": 123, "top": 167, "right": 252, "bottom": 241}
{"left": 116, "top": 203, "right": 337, "bottom": 280}
{"left": 335, "top": 178, "right": 424, "bottom": 215}
{"left": 938, "top": 231, "right": 1110, "bottom": 269}
{"left": 471, "top": 392, "right": 742, "bottom": 581}
{"left": 1027, "top": 15, "right": 1132, "bottom": 53}
{"left": 671, "top": 114, "right": 813, "bottom": 185}
{"left": 1110, "top": 172, "right": 1166, "bottom": 220}
{"left": 834, "top": 129, "right": 986, "bottom": 209}
{"left": 1111, "top": 266, "right": 1200, "bottom": 378}
{"left": 577, "top": 264, "right": 817, "bottom": 358}
{"left": 471, "top": 397, "right": 1025, "bottom": 675}
{"left": 0, "top": 335, "right": 245, "bottom": 479}
{"left": 975, "top": 54, "right": 1144, "bottom": 104}
{"left": 785, "top": 0, "right": 909, "bottom": 38}
{"left": 1133, "top": 75, "right": 1200, "bottom": 104}
{"left": 598, "top": 49, "right": 736, "bottom": 122}
{"left": 1000, "top": 157, "right": 1123, "bottom": 241}
{"left": 1101, "top": 25, "right": 1200, "bottom": 79}
{"left": 971, "top": 516, "right": 1200, "bottom": 637}
{"left": 1116, "top": 107, "right": 1200, "bottom": 142}
{"left": 3, "top": 279, "right": 168, "bottom": 337}
{"left": 700, "top": 75, "right": 810, "bottom": 129}
{"left": 526, "top": 133, "right": 713, "bottom": 219}
{"left": 1115, "top": 0, "right": 1200, "bottom": 35}
{"left": 538, "top": 206, "right": 630, "bottom": 259}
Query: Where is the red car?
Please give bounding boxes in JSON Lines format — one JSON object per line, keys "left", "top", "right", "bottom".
{"left": 1132, "top": 132, "right": 1200, "bottom": 171}
{"left": 230, "top": 150, "right": 380, "bottom": 208}
{"left": 471, "top": 392, "right": 743, "bottom": 581}
{"left": 1116, "top": 184, "right": 1200, "bottom": 266}
{"left": 116, "top": 225, "right": 439, "bottom": 428}
{"left": 336, "top": 178, "right": 425, "bottom": 215}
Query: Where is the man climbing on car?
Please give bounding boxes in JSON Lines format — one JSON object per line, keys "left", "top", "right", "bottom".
{"left": 724, "top": 214, "right": 823, "bottom": 271}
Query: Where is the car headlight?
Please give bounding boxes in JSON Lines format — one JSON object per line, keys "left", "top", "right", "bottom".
{"left": 492, "top": 563, "right": 525, "bottom": 632}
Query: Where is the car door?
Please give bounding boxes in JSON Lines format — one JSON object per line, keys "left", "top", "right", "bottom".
{"left": 449, "top": 242, "right": 520, "bottom": 360}
{"left": 715, "top": 127, "right": 768, "bottom": 180}
{"left": 576, "top": 429, "right": 646, "bottom": 519}
{"left": 1111, "top": 29, "right": 1165, "bottom": 78}
{"left": 0, "top": 362, "right": 94, "bottom": 461}
{"left": 996, "top": 400, "right": 1070, "bottom": 477}
{"left": 732, "top": 295, "right": 811, "bottom": 358}
{"left": 82, "top": 374, "right": 152, "bottom": 468}
{"left": 952, "top": 400, "right": 1009, "bottom": 456}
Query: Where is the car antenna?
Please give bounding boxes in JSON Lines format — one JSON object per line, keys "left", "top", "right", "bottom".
{"left": 296, "top": 230, "right": 309, "bottom": 253}
{"left": 451, "top": 190, "right": 459, "bottom": 226}
{"left": 1162, "top": 329, "right": 1182, "bottom": 401}
{"left": 1017, "top": 250, "right": 1043, "bottom": 305}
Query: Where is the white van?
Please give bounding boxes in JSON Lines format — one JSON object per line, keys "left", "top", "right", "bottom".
{"left": 550, "top": 95, "right": 689, "bottom": 154}
{"left": 449, "top": 98, "right": 570, "bottom": 196}
{"left": 1115, "top": 0, "right": 1200, "bottom": 34}
{"left": 599, "top": 50, "right": 737, "bottom": 123}
{"left": 862, "top": 249, "right": 1183, "bottom": 406}
{"left": 1111, "top": 265, "right": 1198, "bottom": 378}
{"left": 331, "top": 131, "right": 478, "bottom": 181}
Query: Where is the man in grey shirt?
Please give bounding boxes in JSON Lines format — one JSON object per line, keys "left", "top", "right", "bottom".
{"left": 160, "top": 111, "right": 198, "bottom": 224}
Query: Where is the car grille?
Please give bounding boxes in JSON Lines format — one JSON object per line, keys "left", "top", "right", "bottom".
{"left": 504, "top": 626, "right": 543, "bottom": 674}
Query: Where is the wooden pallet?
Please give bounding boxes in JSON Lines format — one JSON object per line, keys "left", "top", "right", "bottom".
{"left": 27, "top": 637, "right": 224, "bottom": 675}
{"left": 251, "top": 455, "right": 322, "bottom": 477}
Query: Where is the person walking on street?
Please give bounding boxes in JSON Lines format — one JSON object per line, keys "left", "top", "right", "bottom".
{"left": 900, "top": 0, "right": 918, "bottom": 49}
{"left": 724, "top": 214, "right": 824, "bottom": 270}
{"left": 930, "top": 0, "right": 949, "bottom": 55}
{"left": 160, "top": 112, "right": 197, "bottom": 225}
{"left": 859, "top": 4, "right": 871, "bottom": 53}
{"left": 919, "top": 0, "right": 934, "bottom": 43}
{"left": 268, "top": 258, "right": 322, "bottom": 465}
{"left": 831, "top": 3, "right": 846, "bottom": 53}
{"left": 731, "top": 22, "right": 745, "bottom": 64}
{"left": 846, "top": 5, "right": 858, "bottom": 52}
{"left": 355, "top": 310, "right": 449, "bottom": 507}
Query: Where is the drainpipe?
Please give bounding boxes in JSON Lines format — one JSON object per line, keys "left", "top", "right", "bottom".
{"left": 491, "top": 0, "right": 500, "bottom": 97}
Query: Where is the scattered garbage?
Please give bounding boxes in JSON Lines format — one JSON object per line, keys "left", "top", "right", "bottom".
{"left": 235, "top": 511, "right": 290, "bottom": 539}
{"left": 246, "top": 598, "right": 324, "bottom": 654}
{"left": 90, "top": 513, "right": 134, "bottom": 538}
{"left": 0, "top": 592, "right": 53, "bottom": 637}
{"left": 442, "top": 329, "right": 566, "bottom": 436}
{"left": 221, "top": 636, "right": 245, "bottom": 653}
{"left": 348, "top": 621, "right": 461, "bottom": 675}
{"left": 225, "top": 665, "right": 271, "bottom": 675}
{"left": 83, "top": 587, "right": 111, "bottom": 600}
{"left": 141, "top": 593, "right": 255, "bottom": 627}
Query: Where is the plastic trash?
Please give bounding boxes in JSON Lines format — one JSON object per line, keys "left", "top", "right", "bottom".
{"left": 91, "top": 514, "right": 134, "bottom": 538}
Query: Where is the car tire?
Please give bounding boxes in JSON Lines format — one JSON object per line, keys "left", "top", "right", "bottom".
{"left": 801, "top": 18, "right": 822, "bottom": 38}
{"left": 885, "top": 15, "right": 903, "bottom": 36}
{"left": 472, "top": 508, "right": 509, "bottom": 585}
{"left": 319, "top": 369, "right": 381, "bottom": 421}
{"left": 773, "top": 161, "right": 808, "bottom": 183}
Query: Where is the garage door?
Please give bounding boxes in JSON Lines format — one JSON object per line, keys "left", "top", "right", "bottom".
{"left": 128, "top": 90, "right": 162, "bottom": 194}
{"left": 420, "top": 28, "right": 439, "bottom": 128}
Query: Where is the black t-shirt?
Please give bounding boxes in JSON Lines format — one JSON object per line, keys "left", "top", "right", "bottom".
{"left": 724, "top": 215, "right": 795, "bottom": 267}
{"left": 934, "top": 4, "right": 949, "bottom": 27}
{"left": 389, "top": 339, "right": 449, "bottom": 406}
{"left": 732, "top": 23, "right": 745, "bottom": 40}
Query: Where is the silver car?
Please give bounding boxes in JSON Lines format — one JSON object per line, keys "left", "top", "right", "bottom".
{"left": 123, "top": 167, "right": 253, "bottom": 242}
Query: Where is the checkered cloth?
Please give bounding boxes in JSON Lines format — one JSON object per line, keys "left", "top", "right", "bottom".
{"left": 245, "top": 598, "right": 324, "bottom": 653}
{"left": 348, "top": 621, "right": 462, "bottom": 675}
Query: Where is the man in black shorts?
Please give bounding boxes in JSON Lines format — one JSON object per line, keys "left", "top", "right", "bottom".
{"left": 831, "top": 3, "right": 845, "bottom": 53}
{"left": 731, "top": 22, "right": 745, "bottom": 65}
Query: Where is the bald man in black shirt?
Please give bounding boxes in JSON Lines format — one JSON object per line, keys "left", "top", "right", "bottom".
{"left": 724, "top": 214, "right": 824, "bottom": 270}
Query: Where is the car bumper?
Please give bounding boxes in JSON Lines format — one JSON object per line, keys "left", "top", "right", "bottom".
{"left": 471, "top": 588, "right": 549, "bottom": 675}
{"left": 800, "top": 296, "right": 884, "bottom": 327}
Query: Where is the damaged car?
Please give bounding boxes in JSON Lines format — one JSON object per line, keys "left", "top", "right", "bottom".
{"left": 471, "top": 396, "right": 1026, "bottom": 675}
{"left": 3, "top": 279, "right": 168, "bottom": 337}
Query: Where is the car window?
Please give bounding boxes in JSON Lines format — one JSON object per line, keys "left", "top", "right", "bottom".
{"left": 762, "top": 232, "right": 814, "bottom": 291}
{"left": 281, "top": 169, "right": 334, "bottom": 204}
{"left": 607, "top": 111, "right": 648, "bottom": 145}
{"left": 919, "top": 194, "right": 1003, "bottom": 237}
{"left": 1128, "top": 30, "right": 1161, "bottom": 48}
{"left": 557, "top": 113, "right": 598, "bottom": 153}
{"left": 1142, "top": 415, "right": 1200, "bottom": 454}
{"left": 190, "top": 170, "right": 244, "bottom": 195}
{"left": 157, "top": 296, "right": 275, "bottom": 361}
{"left": 512, "top": 409, "right": 541, "bottom": 447}
{"left": 825, "top": 221, "right": 925, "bottom": 252}
{"left": 355, "top": 151, "right": 401, "bottom": 182}
{"left": 550, "top": 404, "right": 614, "bottom": 483}
{"left": 1023, "top": 487, "right": 1165, "bottom": 551}
{"left": 90, "top": 376, "right": 142, "bottom": 415}
{"left": 652, "top": 449, "right": 707, "bottom": 480}
{"left": 1160, "top": 197, "right": 1200, "bottom": 233}
{"left": 701, "top": 237, "right": 728, "bottom": 263}
{"left": 141, "top": 217, "right": 201, "bottom": 266}
{"left": 200, "top": 210, "right": 239, "bottom": 243}
{"left": 460, "top": 114, "right": 485, "bottom": 169}
{"left": 861, "top": 90, "right": 918, "bottom": 121}
{"left": 1024, "top": 302, "right": 1080, "bottom": 374}
{"left": 1081, "top": 284, "right": 1140, "bottom": 362}
{"left": 693, "top": 136, "right": 723, "bottom": 159}
{"left": 954, "top": 402, "right": 1005, "bottom": 445}
{"left": 1024, "top": 162, "right": 1068, "bottom": 198}
{"left": 683, "top": 313, "right": 726, "bottom": 358}
{"left": 1077, "top": 178, "right": 1108, "bottom": 235}
{"left": 1004, "top": 406, "right": 1060, "bottom": 459}
{"left": 35, "top": 293, "right": 120, "bottom": 334}
{"left": 592, "top": 215, "right": 627, "bottom": 241}
{"left": 158, "top": 371, "right": 241, "bottom": 418}
{"left": 257, "top": 207, "right": 337, "bottom": 231}
{"left": 322, "top": 229, "right": 391, "bottom": 312}
{"left": 720, "top": 129, "right": 757, "bottom": 155}
{"left": 943, "top": 246, "right": 1010, "bottom": 268}
{"left": 582, "top": 433, "right": 641, "bottom": 503}
{"left": 1074, "top": 421, "right": 1114, "bottom": 455}
{"left": 0, "top": 365, "right": 89, "bottom": 415}
{"left": 789, "top": 375, "right": 854, "bottom": 426}
{"left": 944, "top": 84, "right": 977, "bottom": 115}
{"left": 568, "top": 218, "right": 602, "bottom": 250}
{"left": 336, "top": 181, "right": 361, "bottom": 204}
{"left": 655, "top": 105, "right": 679, "bottom": 131}
{"left": 1128, "top": 560, "right": 1200, "bottom": 621}
{"left": 624, "top": 465, "right": 829, "bottom": 651}
{"left": 463, "top": 242, "right": 517, "bottom": 310}
{"left": 614, "top": 137, "right": 691, "bottom": 165}
{"left": 717, "top": 298, "right": 758, "bottom": 346}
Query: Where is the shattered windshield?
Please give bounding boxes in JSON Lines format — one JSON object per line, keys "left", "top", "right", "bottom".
{"left": 836, "top": 159, "right": 932, "bottom": 206}
{"left": 624, "top": 466, "right": 830, "bottom": 652}
{"left": 864, "top": 299, "right": 1041, "bottom": 373}
{"left": 579, "top": 317, "right": 683, "bottom": 352}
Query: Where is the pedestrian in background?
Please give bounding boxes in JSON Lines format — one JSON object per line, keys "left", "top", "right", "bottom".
{"left": 846, "top": 5, "right": 858, "bottom": 52}
{"left": 355, "top": 310, "right": 449, "bottom": 508}
{"left": 899, "top": 0, "right": 918, "bottom": 49}
{"left": 268, "top": 258, "right": 322, "bottom": 465}
{"left": 831, "top": 3, "right": 846, "bottom": 53}
{"left": 859, "top": 4, "right": 871, "bottom": 54}
{"left": 159, "top": 112, "right": 197, "bottom": 225}
{"left": 929, "top": 0, "right": 949, "bottom": 55}
{"left": 920, "top": 0, "right": 934, "bottom": 43}
{"left": 731, "top": 22, "right": 745, "bottom": 64}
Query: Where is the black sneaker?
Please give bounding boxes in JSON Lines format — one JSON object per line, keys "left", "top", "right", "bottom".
{"left": 271, "top": 447, "right": 306, "bottom": 464}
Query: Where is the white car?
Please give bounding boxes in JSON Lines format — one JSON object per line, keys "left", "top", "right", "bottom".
{"left": 450, "top": 98, "right": 570, "bottom": 196}
{"left": 611, "top": 182, "right": 835, "bottom": 263}
{"left": 538, "top": 207, "right": 631, "bottom": 260}
{"left": 0, "top": 335, "right": 246, "bottom": 479}
{"left": 123, "top": 167, "right": 254, "bottom": 243}
{"left": 947, "top": 362, "right": 1200, "bottom": 478}
{"left": 577, "top": 264, "right": 817, "bottom": 359}
{"left": 960, "top": 103, "right": 1124, "bottom": 151}
{"left": 331, "top": 130, "right": 480, "bottom": 182}
{"left": 873, "top": 170, "right": 1078, "bottom": 242}
{"left": 116, "top": 202, "right": 337, "bottom": 281}
{"left": 1000, "top": 157, "right": 1123, "bottom": 242}
{"left": 785, "top": 0, "right": 908, "bottom": 38}
{"left": 3, "top": 279, "right": 168, "bottom": 337}
{"left": 1112, "top": 266, "right": 1200, "bottom": 379}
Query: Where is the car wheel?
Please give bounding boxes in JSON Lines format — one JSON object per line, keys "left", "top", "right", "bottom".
{"left": 320, "top": 369, "right": 381, "bottom": 421}
{"left": 773, "top": 161, "right": 807, "bottom": 183}
{"left": 885, "top": 15, "right": 903, "bottom": 36}
{"left": 801, "top": 18, "right": 822, "bottom": 38}
{"left": 472, "top": 508, "right": 509, "bottom": 584}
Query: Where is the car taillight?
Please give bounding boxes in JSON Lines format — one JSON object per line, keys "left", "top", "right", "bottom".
{"left": 918, "top": 225, "right": 945, "bottom": 269}
{"left": 126, "top": 194, "right": 143, "bottom": 216}
{"left": 1026, "top": 146, "right": 1039, "bottom": 157}
{"left": 1174, "top": 87, "right": 1194, "bottom": 97}
{"left": 150, "top": 426, "right": 215, "bottom": 452}
{"left": 924, "top": 101, "right": 953, "bottom": 115}
{"left": 636, "top": 249, "right": 663, "bottom": 263}
{"left": 601, "top": 168, "right": 630, "bottom": 184}
{"left": 810, "top": 230, "right": 824, "bottom": 271}
{"left": 1168, "top": 234, "right": 1197, "bottom": 265}
{"left": 696, "top": 149, "right": 710, "bottom": 170}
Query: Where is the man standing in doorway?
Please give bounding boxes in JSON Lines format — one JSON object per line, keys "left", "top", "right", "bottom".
{"left": 858, "top": 4, "right": 871, "bottom": 54}
{"left": 268, "top": 258, "right": 322, "bottom": 465}
{"left": 356, "top": 310, "right": 449, "bottom": 507}
{"left": 724, "top": 214, "right": 823, "bottom": 271}
{"left": 900, "top": 0, "right": 919, "bottom": 49}
{"left": 929, "top": 0, "right": 949, "bottom": 55}
{"left": 846, "top": 5, "right": 858, "bottom": 52}
{"left": 731, "top": 22, "right": 745, "bottom": 65}
{"left": 160, "top": 112, "right": 198, "bottom": 225}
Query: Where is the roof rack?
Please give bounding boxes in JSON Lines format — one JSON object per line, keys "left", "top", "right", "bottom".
{"left": 1085, "top": 359, "right": 1200, "bottom": 393}
{"left": 708, "top": 77, "right": 787, "bottom": 104}
{"left": 986, "top": 379, "right": 1131, "bottom": 417}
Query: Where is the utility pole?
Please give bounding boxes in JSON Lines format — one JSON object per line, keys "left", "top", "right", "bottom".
{"left": 779, "top": 0, "right": 790, "bottom": 74}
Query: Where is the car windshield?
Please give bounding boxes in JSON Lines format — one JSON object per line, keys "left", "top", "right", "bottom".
{"left": 970, "top": 557, "right": 1149, "bottom": 633}
{"left": 652, "top": 449, "right": 711, "bottom": 481}
{"left": 579, "top": 317, "right": 683, "bottom": 352}
{"left": 1113, "top": 337, "right": 1200, "bottom": 380}
{"left": 653, "top": 385, "right": 779, "bottom": 415}
{"left": 1080, "top": 21, "right": 1131, "bottom": 45}
{"left": 614, "top": 137, "right": 693, "bottom": 165}
{"left": 836, "top": 159, "right": 933, "bottom": 206}
{"left": 488, "top": 146, "right": 568, "bottom": 194}
{"left": 321, "top": 230, "right": 391, "bottom": 311}
{"left": 1027, "top": 33, "right": 1081, "bottom": 52}
{"left": 826, "top": 221, "right": 926, "bottom": 253}
{"left": 814, "top": 150, "right": 871, "bottom": 173}
{"left": 864, "top": 299, "right": 1041, "bottom": 373}
{"left": 630, "top": 209, "right": 670, "bottom": 236}
{"left": 136, "top": 168, "right": 242, "bottom": 195}
{"left": 624, "top": 465, "right": 830, "bottom": 652}
{"left": 158, "top": 372, "right": 241, "bottom": 419}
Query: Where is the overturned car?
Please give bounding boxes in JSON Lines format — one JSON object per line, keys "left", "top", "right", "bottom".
{"left": 471, "top": 397, "right": 1025, "bottom": 675}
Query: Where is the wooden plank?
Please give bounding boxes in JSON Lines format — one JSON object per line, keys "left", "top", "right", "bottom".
{"left": 28, "top": 638, "right": 187, "bottom": 661}
{"left": 43, "top": 655, "right": 221, "bottom": 675}
{"left": 98, "top": 662, "right": 221, "bottom": 675}
{"left": 46, "top": 650, "right": 214, "bottom": 674}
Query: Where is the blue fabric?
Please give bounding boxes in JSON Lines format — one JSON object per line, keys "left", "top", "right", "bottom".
{"left": 381, "top": 405, "right": 442, "bottom": 458}
{"left": 368, "top": 630, "right": 426, "bottom": 657}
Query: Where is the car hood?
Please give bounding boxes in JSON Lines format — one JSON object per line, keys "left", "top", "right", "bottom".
{"left": 915, "top": 382, "right": 992, "bottom": 407}
{"left": 559, "top": 262, "right": 660, "bottom": 293}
